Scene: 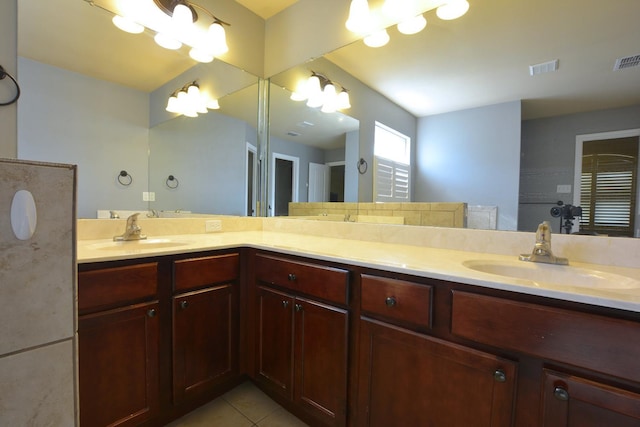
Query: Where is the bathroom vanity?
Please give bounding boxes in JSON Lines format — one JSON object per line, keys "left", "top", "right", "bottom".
{"left": 76, "top": 222, "right": 640, "bottom": 426}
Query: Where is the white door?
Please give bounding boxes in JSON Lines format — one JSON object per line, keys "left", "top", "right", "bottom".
{"left": 308, "top": 163, "right": 330, "bottom": 202}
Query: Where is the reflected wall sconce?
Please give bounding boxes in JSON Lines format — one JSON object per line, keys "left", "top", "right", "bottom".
{"left": 290, "top": 72, "right": 351, "bottom": 114}
{"left": 166, "top": 81, "right": 220, "bottom": 117}
{"left": 346, "top": 0, "right": 470, "bottom": 48}
{"left": 90, "top": 0, "right": 230, "bottom": 63}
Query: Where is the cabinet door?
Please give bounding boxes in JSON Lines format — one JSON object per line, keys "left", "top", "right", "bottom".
{"left": 294, "top": 297, "right": 349, "bottom": 427}
{"left": 256, "top": 286, "right": 294, "bottom": 398}
{"left": 356, "top": 319, "right": 517, "bottom": 427}
{"left": 542, "top": 369, "right": 640, "bottom": 426}
{"left": 173, "top": 284, "right": 237, "bottom": 403}
{"left": 79, "top": 301, "right": 160, "bottom": 427}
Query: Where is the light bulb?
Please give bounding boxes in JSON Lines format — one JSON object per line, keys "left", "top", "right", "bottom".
{"left": 397, "top": 14, "right": 427, "bottom": 35}
{"left": 206, "top": 22, "right": 229, "bottom": 56}
{"left": 345, "top": 0, "right": 371, "bottom": 34}
{"left": 189, "top": 48, "right": 214, "bottom": 63}
{"left": 154, "top": 32, "right": 182, "bottom": 50}
{"left": 172, "top": 3, "right": 193, "bottom": 32}
{"left": 166, "top": 95, "right": 180, "bottom": 113}
{"left": 176, "top": 90, "right": 188, "bottom": 114}
{"left": 337, "top": 90, "right": 351, "bottom": 109}
{"left": 436, "top": 0, "right": 469, "bottom": 20}
{"left": 289, "top": 79, "right": 308, "bottom": 101}
{"left": 364, "top": 29, "right": 390, "bottom": 48}
{"left": 207, "top": 98, "right": 220, "bottom": 109}
{"left": 112, "top": 15, "right": 144, "bottom": 34}
{"left": 321, "top": 83, "right": 337, "bottom": 113}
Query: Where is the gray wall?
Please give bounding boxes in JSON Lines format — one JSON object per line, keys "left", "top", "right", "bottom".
{"left": 520, "top": 104, "right": 640, "bottom": 233}
{"left": 17, "top": 58, "right": 150, "bottom": 218}
{"left": 0, "top": 0, "right": 17, "bottom": 158}
{"left": 148, "top": 112, "right": 249, "bottom": 215}
{"left": 415, "top": 101, "right": 522, "bottom": 231}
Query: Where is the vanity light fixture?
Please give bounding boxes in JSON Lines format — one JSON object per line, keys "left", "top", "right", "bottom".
{"left": 346, "top": 0, "right": 470, "bottom": 48}
{"left": 92, "top": 0, "right": 230, "bottom": 63}
{"left": 290, "top": 72, "right": 351, "bottom": 113}
{"left": 165, "top": 81, "right": 220, "bottom": 117}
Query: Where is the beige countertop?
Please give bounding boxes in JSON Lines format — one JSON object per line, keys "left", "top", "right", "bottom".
{"left": 77, "top": 230, "right": 640, "bottom": 313}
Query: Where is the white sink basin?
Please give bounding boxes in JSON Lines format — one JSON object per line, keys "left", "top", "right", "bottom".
{"left": 462, "top": 259, "right": 640, "bottom": 290}
{"left": 87, "top": 239, "right": 190, "bottom": 251}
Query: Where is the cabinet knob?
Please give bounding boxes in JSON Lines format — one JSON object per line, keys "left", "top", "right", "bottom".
{"left": 493, "top": 369, "right": 507, "bottom": 383}
{"left": 147, "top": 308, "right": 157, "bottom": 318}
{"left": 385, "top": 296, "right": 397, "bottom": 307}
{"left": 554, "top": 386, "right": 569, "bottom": 401}
{"left": 180, "top": 300, "right": 189, "bottom": 310}
{"left": 282, "top": 300, "right": 289, "bottom": 308}
{"left": 288, "top": 273, "right": 297, "bottom": 281}
{"left": 295, "top": 303, "right": 303, "bottom": 312}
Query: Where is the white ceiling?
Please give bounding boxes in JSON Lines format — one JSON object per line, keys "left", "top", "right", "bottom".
{"left": 18, "top": 0, "right": 640, "bottom": 123}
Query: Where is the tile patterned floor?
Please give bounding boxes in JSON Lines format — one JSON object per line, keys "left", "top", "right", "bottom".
{"left": 167, "top": 382, "right": 309, "bottom": 427}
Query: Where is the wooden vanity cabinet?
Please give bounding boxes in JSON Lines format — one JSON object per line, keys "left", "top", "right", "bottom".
{"left": 253, "top": 253, "right": 350, "bottom": 427}
{"left": 451, "top": 290, "right": 640, "bottom": 426}
{"left": 172, "top": 253, "right": 240, "bottom": 404}
{"left": 78, "top": 262, "right": 161, "bottom": 427}
{"left": 356, "top": 274, "right": 517, "bottom": 427}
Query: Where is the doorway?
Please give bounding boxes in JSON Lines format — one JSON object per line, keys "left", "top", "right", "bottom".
{"left": 271, "top": 153, "right": 299, "bottom": 216}
{"left": 246, "top": 143, "right": 257, "bottom": 216}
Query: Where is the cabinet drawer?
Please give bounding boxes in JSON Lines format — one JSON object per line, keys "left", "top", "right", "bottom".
{"left": 79, "top": 263, "right": 158, "bottom": 313}
{"left": 174, "top": 253, "right": 239, "bottom": 292}
{"left": 255, "top": 254, "right": 349, "bottom": 305}
{"left": 451, "top": 291, "right": 640, "bottom": 382}
{"left": 361, "top": 275, "right": 432, "bottom": 330}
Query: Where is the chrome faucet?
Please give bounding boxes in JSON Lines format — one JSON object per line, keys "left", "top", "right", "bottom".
{"left": 519, "top": 221, "right": 568, "bottom": 265}
{"left": 109, "top": 210, "right": 120, "bottom": 219}
{"left": 113, "top": 213, "right": 147, "bottom": 241}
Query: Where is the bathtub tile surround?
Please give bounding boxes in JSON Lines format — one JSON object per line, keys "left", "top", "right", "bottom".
{"left": 0, "top": 158, "right": 76, "bottom": 425}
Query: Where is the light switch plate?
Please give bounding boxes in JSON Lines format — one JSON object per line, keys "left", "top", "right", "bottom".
{"left": 557, "top": 184, "right": 572, "bottom": 193}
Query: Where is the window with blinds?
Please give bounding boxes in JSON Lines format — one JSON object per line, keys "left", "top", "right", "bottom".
{"left": 579, "top": 137, "right": 638, "bottom": 236}
{"left": 373, "top": 122, "right": 411, "bottom": 202}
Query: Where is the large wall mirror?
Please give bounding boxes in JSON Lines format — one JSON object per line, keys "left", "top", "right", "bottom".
{"left": 267, "top": 0, "right": 640, "bottom": 236}
{"left": 16, "top": 0, "right": 261, "bottom": 218}
{"left": 14, "top": 0, "right": 640, "bottom": 238}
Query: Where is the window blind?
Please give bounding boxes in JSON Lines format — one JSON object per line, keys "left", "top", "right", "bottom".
{"left": 374, "top": 157, "right": 410, "bottom": 202}
{"left": 579, "top": 137, "right": 638, "bottom": 236}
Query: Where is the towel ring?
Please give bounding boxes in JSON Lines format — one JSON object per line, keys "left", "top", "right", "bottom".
{"left": 357, "top": 158, "right": 368, "bottom": 174}
{"left": 0, "top": 65, "right": 20, "bottom": 106}
{"left": 166, "top": 175, "right": 179, "bottom": 189}
{"left": 117, "top": 170, "right": 133, "bottom": 186}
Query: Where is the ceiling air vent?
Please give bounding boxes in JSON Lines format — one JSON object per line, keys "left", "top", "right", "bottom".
{"left": 529, "top": 59, "right": 559, "bottom": 76}
{"left": 287, "top": 131, "right": 301, "bottom": 137}
{"left": 613, "top": 54, "right": 640, "bottom": 71}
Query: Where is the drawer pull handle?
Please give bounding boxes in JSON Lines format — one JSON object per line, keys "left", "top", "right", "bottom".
{"left": 554, "top": 387, "right": 569, "bottom": 401}
{"left": 295, "top": 303, "right": 303, "bottom": 312}
{"left": 493, "top": 369, "right": 506, "bottom": 383}
{"left": 385, "top": 296, "right": 397, "bottom": 307}
{"left": 180, "top": 300, "right": 189, "bottom": 310}
{"left": 288, "top": 273, "right": 297, "bottom": 281}
{"left": 282, "top": 300, "right": 289, "bottom": 308}
{"left": 147, "top": 309, "right": 157, "bottom": 318}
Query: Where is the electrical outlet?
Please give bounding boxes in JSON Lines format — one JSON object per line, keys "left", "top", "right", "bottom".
{"left": 557, "top": 184, "right": 572, "bottom": 193}
{"left": 205, "top": 220, "right": 222, "bottom": 232}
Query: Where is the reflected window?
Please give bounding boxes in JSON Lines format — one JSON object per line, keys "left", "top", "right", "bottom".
{"left": 579, "top": 137, "right": 638, "bottom": 237}
{"left": 373, "top": 121, "right": 411, "bottom": 202}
